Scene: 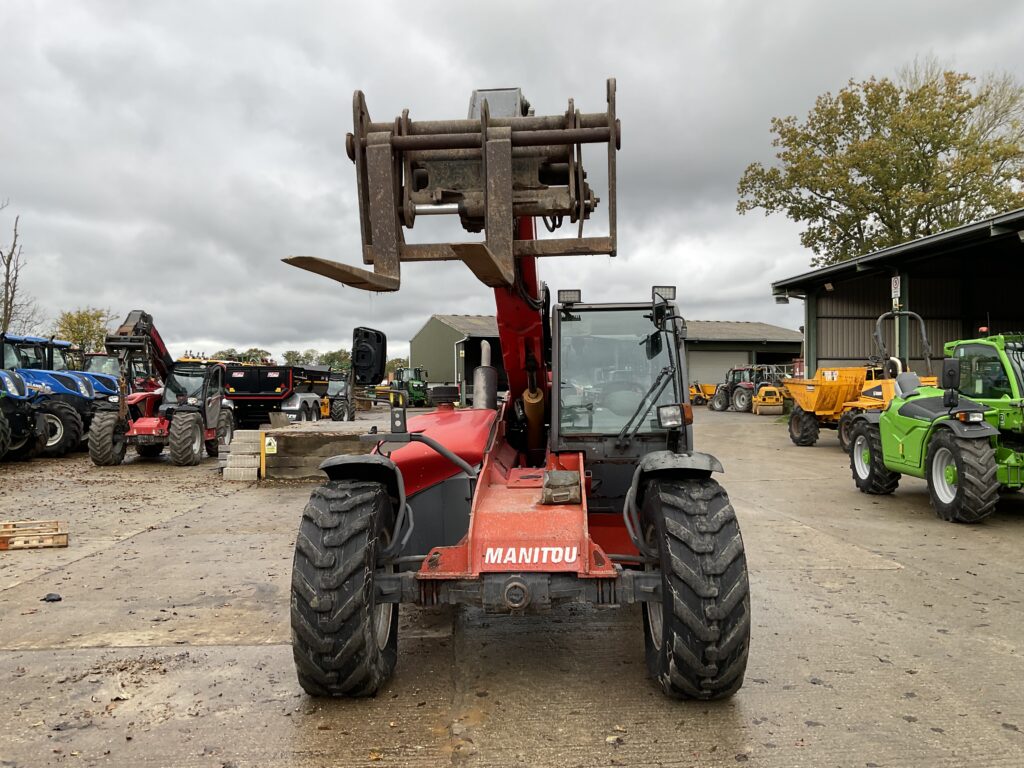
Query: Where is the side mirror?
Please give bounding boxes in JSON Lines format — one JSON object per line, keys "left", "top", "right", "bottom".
{"left": 352, "top": 327, "right": 387, "bottom": 386}
{"left": 941, "top": 358, "right": 960, "bottom": 408}
{"left": 645, "top": 332, "right": 663, "bottom": 360}
{"left": 652, "top": 303, "right": 667, "bottom": 329}
{"left": 941, "top": 358, "right": 960, "bottom": 389}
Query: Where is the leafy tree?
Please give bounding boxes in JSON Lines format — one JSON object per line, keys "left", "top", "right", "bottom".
{"left": 281, "top": 349, "right": 302, "bottom": 365}
{"left": 212, "top": 348, "right": 240, "bottom": 361}
{"left": 300, "top": 348, "right": 320, "bottom": 365}
{"left": 241, "top": 347, "right": 272, "bottom": 363}
{"left": 385, "top": 357, "right": 408, "bottom": 377}
{"left": 1, "top": 202, "right": 43, "bottom": 334}
{"left": 319, "top": 348, "right": 352, "bottom": 370}
{"left": 737, "top": 62, "right": 1024, "bottom": 266}
{"left": 53, "top": 306, "right": 116, "bottom": 352}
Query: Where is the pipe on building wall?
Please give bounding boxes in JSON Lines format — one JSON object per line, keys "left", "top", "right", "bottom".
{"left": 454, "top": 335, "right": 469, "bottom": 406}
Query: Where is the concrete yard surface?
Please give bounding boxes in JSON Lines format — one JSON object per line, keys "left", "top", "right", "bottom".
{"left": 1, "top": 409, "right": 1023, "bottom": 766}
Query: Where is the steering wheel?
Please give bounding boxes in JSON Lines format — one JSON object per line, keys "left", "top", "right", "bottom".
{"left": 598, "top": 381, "right": 646, "bottom": 417}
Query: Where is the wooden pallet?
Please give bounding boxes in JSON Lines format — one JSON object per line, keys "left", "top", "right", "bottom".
{"left": 0, "top": 520, "right": 69, "bottom": 551}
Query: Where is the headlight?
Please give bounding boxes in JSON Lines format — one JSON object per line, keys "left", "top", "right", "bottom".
{"left": 108, "top": 395, "right": 120, "bottom": 403}
{"left": 956, "top": 411, "right": 985, "bottom": 423}
{"left": 657, "top": 404, "right": 684, "bottom": 429}
{"left": 187, "top": 397, "right": 200, "bottom": 406}
{"left": 77, "top": 380, "right": 89, "bottom": 396}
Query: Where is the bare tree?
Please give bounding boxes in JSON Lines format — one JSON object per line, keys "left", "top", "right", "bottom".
{"left": 1, "top": 202, "right": 42, "bottom": 335}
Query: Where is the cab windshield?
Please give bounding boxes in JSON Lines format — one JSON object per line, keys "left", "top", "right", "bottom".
{"left": 85, "top": 355, "right": 121, "bottom": 376}
{"left": 3, "top": 344, "right": 21, "bottom": 369}
{"left": 163, "top": 368, "right": 205, "bottom": 405}
{"left": 15, "top": 343, "right": 45, "bottom": 368}
{"left": 327, "top": 378, "right": 347, "bottom": 396}
{"left": 52, "top": 348, "right": 73, "bottom": 371}
{"left": 559, "top": 307, "right": 679, "bottom": 435}
{"left": 952, "top": 343, "right": 1020, "bottom": 399}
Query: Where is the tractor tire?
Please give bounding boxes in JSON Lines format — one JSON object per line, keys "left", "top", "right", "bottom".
{"left": 640, "top": 477, "right": 750, "bottom": 700}
{"left": 787, "top": 405, "right": 819, "bottom": 447}
{"left": 731, "top": 387, "right": 752, "bottom": 412}
{"left": 330, "top": 398, "right": 351, "bottom": 421}
{"left": 169, "top": 412, "right": 203, "bottom": 466}
{"left": 4, "top": 417, "right": 46, "bottom": 461}
{"left": 709, "top": 388, "right": 729, "bottom": 412}
{"left": 136, "top": 444, "right": 164, "bottom": 458}
{"left": 217, "top": 409, "right": 234, "bottom": 446}
{"left": 88, "top": 411, "right": 127, "bottom": 466}
{"left": 837, "top": 411, "right": 858, "bottom": 453}
{"left": 850, "top": 422, "right": 900, "bottom": 495}
{"left": 291, "top": 480, "right": 398, "bottom": 697}
{"left": 0, "top": 410, "right": 11, "bottom": 459}
{"left": 925, "top": 431, "right": 998, "bottom": 523}
{"left": 39, "top": 400, "right": 84, "bottom": 458}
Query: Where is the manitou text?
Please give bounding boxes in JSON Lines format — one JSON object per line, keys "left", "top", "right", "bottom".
{"left": 483, "top": 546, "right": 580, "bottom": 566}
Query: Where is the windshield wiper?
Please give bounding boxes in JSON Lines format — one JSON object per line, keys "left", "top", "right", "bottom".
{"left": 616, "top": 366, "right": 674, "bottom": 448}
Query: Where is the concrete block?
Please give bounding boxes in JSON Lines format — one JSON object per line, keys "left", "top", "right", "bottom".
{"left": 228, "top": 455, "right": 260, "bottom": 469}
{"left": 223, "top": 467, "right": 259, "bottom": 482}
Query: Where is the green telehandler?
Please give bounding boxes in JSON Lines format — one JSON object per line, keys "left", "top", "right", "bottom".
{"left": 847, "top": 333, "right": 1024, "bottom": 523}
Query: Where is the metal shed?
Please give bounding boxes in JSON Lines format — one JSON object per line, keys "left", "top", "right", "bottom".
{"left": 684, "top": 321, "right": 803, "bottom": 385}
{"left": 409, "top": 315, "right": 509, "bottom": 403}
{"left": 772, "top": 208, "right": 1024, "bottom": 376}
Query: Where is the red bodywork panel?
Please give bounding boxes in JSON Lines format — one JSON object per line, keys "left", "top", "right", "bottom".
{"left": 389, "top": 406, "right": 497, "bottom": 497}
{"left": 122, "top": 393, "right": 216, "bottom": 441}
{"left": 417, "top": 429, "right": 618, "bottom": 580}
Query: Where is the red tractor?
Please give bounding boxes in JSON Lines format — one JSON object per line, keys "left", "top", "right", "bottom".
{"left": 285, "top": 80, "right": 750, "bottom": 700}
{"left": 88, "top": 311, "right": 231, "bottom": 466}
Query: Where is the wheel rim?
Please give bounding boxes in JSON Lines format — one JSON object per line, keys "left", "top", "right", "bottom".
{"left": 43, "top": 413, "right": 64, "bottom": 447}
{"left": 643, "top": 525, "right": 664, "bottom": 651}
{"left": 223, "top": 420, "right": 233, "bottom": 445}
{"left": 931, "top": 446, "right": 958, "bottom": 504}
{"left": 853, "top": 435, "right": 871, "bottom": 479}
{"left": 373, "top": 531, "right": 395, "bottom": 651}
{"left": 192, "top": 424, "right": 202, "bottom": 456}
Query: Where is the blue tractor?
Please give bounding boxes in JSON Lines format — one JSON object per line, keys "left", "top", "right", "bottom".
{"left": 0, "top": 368, "right": 47, "bottom": 460}
{"left": 0, "top": 334, "right": 106, "bottom": 457}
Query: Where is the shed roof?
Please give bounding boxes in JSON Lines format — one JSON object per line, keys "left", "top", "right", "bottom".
{"left": 686, "top": 320, "right": 802, "bottom": 343}
{"left": 772, "top": 207, "right": 1024, "bottom": 298}
{"left": 433, "top": 314, "right": 499, "bottom": 337}
{"left": 427, "top": 315, "right": 800, "bottom": 344}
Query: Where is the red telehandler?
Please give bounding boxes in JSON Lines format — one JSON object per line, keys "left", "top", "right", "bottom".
{"left": 88, "top": 311, "right": 231, "bottom": 466}
{"left": 284, "top": 80, "right": 750, "bottom": 700}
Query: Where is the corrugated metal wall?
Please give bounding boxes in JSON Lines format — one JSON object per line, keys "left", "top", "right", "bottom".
{"left": 814, "top": 273, "right": 1014, "bottom": 374}
{"left": 815, "top": 276, "right": 892, "bottom": 367}
{"left": 409, "top": 319, "right": 462, "bottom": 383}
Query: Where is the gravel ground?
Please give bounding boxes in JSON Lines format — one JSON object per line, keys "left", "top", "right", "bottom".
{"left": 1, "top": 409, "right": 1023, "bottom": 767}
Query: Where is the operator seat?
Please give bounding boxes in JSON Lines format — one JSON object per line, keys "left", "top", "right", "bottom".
{"left": 894, "top": 372, "right": 921, "bottom": 399}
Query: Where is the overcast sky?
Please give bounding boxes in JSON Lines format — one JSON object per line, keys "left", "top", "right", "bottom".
{"left": 3, "top": 1, "right": 1024, "bottom": 360}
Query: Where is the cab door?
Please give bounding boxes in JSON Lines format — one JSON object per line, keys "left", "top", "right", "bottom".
{"left": 203, "top": 366, "right": 223, "bottom": 428}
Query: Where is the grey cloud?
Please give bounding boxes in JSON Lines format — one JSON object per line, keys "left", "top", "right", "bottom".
{"left": 2, "top": 1, "right": 1022, "bottom": 359}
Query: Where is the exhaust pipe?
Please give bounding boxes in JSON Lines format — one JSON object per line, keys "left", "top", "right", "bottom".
{"left": 472, "top": 340, "right": 498, "bottom": 410}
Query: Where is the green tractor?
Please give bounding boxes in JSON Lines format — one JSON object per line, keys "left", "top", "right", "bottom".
{"left": 389, "top": 366, "right": 429, "bottom": 407}
{"left": 847, "top": 334, "right": 1024, "bottom": 523}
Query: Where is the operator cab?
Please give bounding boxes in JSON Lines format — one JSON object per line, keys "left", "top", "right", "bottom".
{"left": 160, "top": 363, "right": 224, "bottom": 427}
{"left": 548, "top": 286, "right": 691, "bottom": 513}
